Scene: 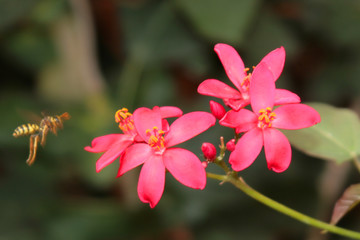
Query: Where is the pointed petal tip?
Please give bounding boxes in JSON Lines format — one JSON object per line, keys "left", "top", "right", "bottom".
{"left": 269, "top": 165, "right": 289, "bottom": 173}
{"left": 314, "top": 111, "right": 322, "bottom": 124}
{"left": 196, "top": 182, "right": 206, "bottom": 190}
{"left": 214, "top": 43, "right": 230, "bottom": 52}
{"left": 116, "top": 169, "right": 123, "bottom": 178}
{"left": 148, "top": 200, "right": 158, "bottom": 208}
{"left": 264, "top": 128, "right": 291, "bottom": 173}
{"left": 137, "top": 155, "right": 165, "bottom": 209}
{"left": 84, "top": 146, "right": 92, "bottom": 152}
{"left": 159, "top": 106, "right": 183, "bottom": 118}
{"left": 272, "top": 104, "right": 322, "bottom": 130}
{"left": 197, "top": 79, "right": 242, "bottom": 99}
{"left": 229, "top": 158, "right": 251, "bottom": 172}
{"left": 259, "top": 46, "right": 286, "bottom": 81}
{"left": 139, "top": 196, "right": 159, "bottom": 208}
{"left": 95, "top": 165, "right": 102, "bottom": 173}
{"left": 268, "top": 156, "right": 291, "bottom": 173}
{"left": 213, "top": 43, "right": 246, "bottom": 91}
{"left": 84, "top": 134, "right": 130, "bottom": 153}
{"left": 95, "top": 159, "right": 109, "bottom": 173}
{"left": 274, "top": 89, "right": 301, "bottom": 105}
{"left": 95, "top": 158, "right": 109, "bottom": 173}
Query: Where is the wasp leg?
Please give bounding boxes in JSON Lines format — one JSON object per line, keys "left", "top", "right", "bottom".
{"left": 27, "top": 134, "right": 35, "bottom": 164}
{"left": 51, "top": 121, "right": 60, "bottom": 135}
{"left": 40, "top": 125, "right": 49, "bottom": 147}
{"left": 26, "top": 134, "right": 40, "bottom": 166}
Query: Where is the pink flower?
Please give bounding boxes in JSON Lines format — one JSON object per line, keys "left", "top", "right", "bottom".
{"left": 84, "top": 106, "right": 183, "bottom": 172}
{"left": 117, "top": 107, "right": 216, "bottom": 208}
{"left": 198, "top": 43, "right": 300, "bottom": 111}
{"left": 220, "top": 62, "right": 321, "bottom": 172}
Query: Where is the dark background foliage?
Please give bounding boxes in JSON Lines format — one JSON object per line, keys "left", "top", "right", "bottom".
{"left": 0, "top": 0, "right": 360, "bottom": 239}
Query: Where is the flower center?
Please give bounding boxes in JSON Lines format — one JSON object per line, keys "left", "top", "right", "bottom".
{"left": 115, "top": 108, "right": 136, "bottom": 135}
{"left": 258, "top": 107, "right": 276, "bottom": 129}
{"left": 241, "top": 67, "right": 252, "bottom": 91}
{"left": 146, "top": 127, "right": 166, "bottom": 154}
{"left": 241, "top": 67, "right": 255, "bottom": 93}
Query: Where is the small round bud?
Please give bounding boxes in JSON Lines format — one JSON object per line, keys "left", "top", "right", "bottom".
{"left": 201, "top": 142, "right": 217, "bottom": 161}
{"left": 209, "top": 100, "right": 226, "bottom": 120}
{"left": 226, "top": 139, "right": 236, "bottom": 152}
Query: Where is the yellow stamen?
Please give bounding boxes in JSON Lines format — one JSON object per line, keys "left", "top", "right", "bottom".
{"left": 114, "top": 108, "right": 136, "bottom": 135}
{"left": 146, "top": 127, "right": 166, "bottom": 154}
{"left": 258, "top": 107, "right": 276, "bottom": 129}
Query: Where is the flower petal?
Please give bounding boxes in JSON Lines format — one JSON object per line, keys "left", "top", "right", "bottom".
{"left": 229, "top": 128, "right": 263, "bottom": 171}
{"left": 137, "top": 154, "right": 165, "bottom": 208}
{"left": 95, "top": 138, "right": 134, "bottom": 172}
{"left": 263, "top": 128, "right": 291, "bottom": 172}
{"left": 223, "top": 98, "right": 249, "bottom": 111}
{"left": 134, "top": 107, "right": 162, "bottom": 141}
{"left": 158, "top": 106, "right": 183, "bottom": 118}
{"left": 117, "top": 143, "right": 152, "bottom": 176}
{"left": 163, "top": 148, "right": 206, "bottom": 189}
{"left": 198, "top": 79, "right": 242, "bottom": 99}
{"left": 214, "top": 43, "right": 246, "bottom": 91}
{"left": 220, "top": 109, "right": 257, "bottom": 132}
{"left": 250, "top": 62, "right": 275, "bottom": 113}
{"left": 161, "top": 119, "right": 170, "bottom": 133}
{"left": 274, "top": 89, "right": 301, "bottom": 105}
{"left": 84, "top": 134, "right": 128, "bottom": 153}
{"left": 165, "top": 112, "right": 216, "bottom": 147}
{"left": 259, "top": 46, "right": 285, "bottom": 81}
{"left": 272, "top": 104, "right": 321, "bottom": 130}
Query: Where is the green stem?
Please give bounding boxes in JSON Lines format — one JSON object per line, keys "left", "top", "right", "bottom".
{"left": 213, "top": 137, "right": 232, "bottom": 172}
{"left": 207, "top": 172, "right": 228, "bottom": 182}
{"left": 207, "top": 173, "right": 360, "bottom": 239}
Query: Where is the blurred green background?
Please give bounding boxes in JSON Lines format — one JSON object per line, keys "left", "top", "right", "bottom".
{"left": 1, "top": 0, "right": 360, "bottom": 239}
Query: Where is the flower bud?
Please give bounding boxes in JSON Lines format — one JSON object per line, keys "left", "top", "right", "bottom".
{"left": 226, "top": 139, "right": 236, "bottom": 152}
{"left": 201, "top": 142, "right": 217, "bottom": 161}
{"left": 209, "top": 100, "right": 226, "bottom": 120}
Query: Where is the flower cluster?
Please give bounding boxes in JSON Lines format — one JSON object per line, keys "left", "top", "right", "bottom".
{"left": 85, "top": 43, "right": 321, "bottom": 208}
{"left": 198, "top": 43, "right": 321, "bottom": 172}
{"left": 85, "top": 106, "right": 215, "bottom": 207}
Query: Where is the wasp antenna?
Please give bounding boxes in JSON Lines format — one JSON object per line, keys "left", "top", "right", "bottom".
{"left": 60, "top": 112, "right": 71, "bottom": 120}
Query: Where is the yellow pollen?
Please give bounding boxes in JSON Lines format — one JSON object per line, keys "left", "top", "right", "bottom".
{"left": 115, "top": 108, "right": 132, "bottom": 123}
{"left": 258, "top": 107, "right": 276, "bottom": 129}
{"left": 241, "top": 67, "right": 255, "bottom": 91}
{"left": 146, "top": 127, "right": 166, "bottom": 153}
{"left": 241, "top": 74, "right": 251, "bottom": 86}
{"left": 114, "top": 108, "right": 136, "bottom": 134}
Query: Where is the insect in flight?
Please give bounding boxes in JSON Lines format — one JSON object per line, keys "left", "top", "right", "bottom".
{"left": 13, "top": 112, "right": 71, "bottom": 166}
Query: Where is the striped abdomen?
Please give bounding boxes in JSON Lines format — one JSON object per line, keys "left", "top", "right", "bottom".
{"left": 13, "top": 124, "right": 40, "bottom": 137}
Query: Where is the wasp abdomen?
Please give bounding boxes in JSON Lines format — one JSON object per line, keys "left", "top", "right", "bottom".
{"left": 13, "top": 124, "right": 40, "bottom": 137}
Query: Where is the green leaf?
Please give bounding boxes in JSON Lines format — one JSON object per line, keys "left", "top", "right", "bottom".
{"left": 175, "top": 0, "right": 260, "bottom": 44}
{"left": 282, "top": 103, "right": 360, "bottom": 163}
{"left": 330, "top": 184, "right": 360, "bottom": 226}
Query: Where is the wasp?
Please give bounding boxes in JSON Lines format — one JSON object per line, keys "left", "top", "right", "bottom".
{"left": 13, "top": 112, "right": 71, "bottom": 166}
